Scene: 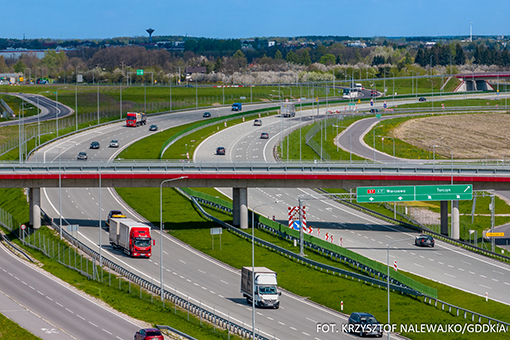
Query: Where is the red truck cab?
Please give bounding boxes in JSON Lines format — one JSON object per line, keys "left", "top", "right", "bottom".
{"left": 130, "top": 227, "right": 153, "bottom": 257}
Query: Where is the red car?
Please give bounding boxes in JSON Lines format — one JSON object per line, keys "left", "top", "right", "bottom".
{"left": 134, "top": 328, "right": 164, "bottom": 340}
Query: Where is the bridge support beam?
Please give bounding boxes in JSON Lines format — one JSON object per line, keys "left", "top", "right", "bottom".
{"left": 29, "top": 188, "right": 41, "bottom": 230}
{"left": 440, "top": 201, "right": 448, "bottom": 236}
{"left": 452, "top": 200, "right": 460, "bottom": 240}
{"left": 233, "top": 188, "right": 248, "bottom": 229}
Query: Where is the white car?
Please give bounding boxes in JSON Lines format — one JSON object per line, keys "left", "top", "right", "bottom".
{"left": 109, "top": 140, "right": 119, "bottom": 148}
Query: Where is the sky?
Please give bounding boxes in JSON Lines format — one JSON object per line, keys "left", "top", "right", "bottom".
{"left": 3, "top": 0, "right": 510, "bottom": 40}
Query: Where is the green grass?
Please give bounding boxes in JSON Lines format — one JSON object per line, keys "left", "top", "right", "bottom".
{"left": 400, "top": 98, "right": 510, "bottom": 109}
{"left": 113, "top": 185, "right": 510, "bottom": 340}
{"left": 0, "top": 313, "right": 40, "bottom": 340}
{"left": 2, "top": 224, "right": 241, "bottom": 340}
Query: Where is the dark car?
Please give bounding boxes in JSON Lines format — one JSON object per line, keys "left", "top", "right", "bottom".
{"left": 216, "top": 147, "right": 226, "bottom": 155}
{"left": 347, "top": 312, "right": 383, "bottom": 337}
{"left": 134, "top": 328, "right": 164, "bottom": 340}
{"left": 149, "top": 125, "right": 158, "bottom": 131}
{"left": 415, "top": 234, "right": 434, "bottom": 247}
{"left": 369, "top": 109, "right": 379, "bottom": 113}
{"left": 203, "top": 111, "right": 211, "bottom": 118}
{"left": 260, "top": 132, "right": 269, "bottom": 139}
{"left": 371, "top": 90, "right": 378, "bottom": 96}
{"left": 77, "top": 152, "right": 87, "bottom": 160}
{"left": 419, "top": 97, "right": 427, "bottom": 102}
{"left": 90, "top": 141, "right": 100, "bottom": 149}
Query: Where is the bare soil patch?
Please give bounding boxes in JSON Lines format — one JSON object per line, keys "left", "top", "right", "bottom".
{"left": 392, "top": 113, "right": 510, "bottom": 159}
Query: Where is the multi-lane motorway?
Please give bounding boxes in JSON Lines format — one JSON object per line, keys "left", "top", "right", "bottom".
{"left": 0, "top": 242, "right": 144, "bottom": 339}
{"left": 10, "top": 91, "right": 510, "bottom": 338}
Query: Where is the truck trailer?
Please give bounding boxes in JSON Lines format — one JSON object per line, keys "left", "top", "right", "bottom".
{"left": 126, "top": 112, "right": 147, "bottom": 127}
{"left": 109, "top": 218, "right": 153, "bottom": 257}
{"left": 241, "top": 267, "right": 280, "bottom": 308}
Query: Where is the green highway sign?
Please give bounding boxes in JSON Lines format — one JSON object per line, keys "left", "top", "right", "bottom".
{"left": 415, "top": 184, "right": 473, "bottom": 201}
{"left": 356, "top": 184, "right": 473, "bottom": 203}
{"left": 136, "top": 69, "right": 144, "bottom": 75}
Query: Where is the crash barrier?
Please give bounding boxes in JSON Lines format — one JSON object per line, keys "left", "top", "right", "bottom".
{"left": 34, "top": 209, "right": 270, "bottom": 340}
{"left": 314, "top": 189, "right": 510, "bottom": 264}
{"left": 159, "top": 107, "right": 277, "bottom": 158}
{"left": 0, "top": 233, "right": 34, "bottom": 263}
{"left": 183, "top": 188, "right": 510, "bottom": 330}
{"left": 179, "top": 188, "right": 424, "bottom": 297}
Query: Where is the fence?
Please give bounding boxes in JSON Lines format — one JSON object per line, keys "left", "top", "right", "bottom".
{"left": 182, "top": 187, "right": 510, "bottom": 331}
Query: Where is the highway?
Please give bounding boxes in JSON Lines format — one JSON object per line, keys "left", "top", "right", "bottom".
{"left": 22, "top": 91, "right": 510, "bottom": 338}
{"left": 0, "top": 242, "right": 143, "bottom": 339}
{"left": 0, "top": 93, "right": 73, "bottom": 127}
{"left": 38, "top": 105, "right": 357, "bottom": 340}
{"left": 193, "top": 102, "right": 510, "bottom": 308}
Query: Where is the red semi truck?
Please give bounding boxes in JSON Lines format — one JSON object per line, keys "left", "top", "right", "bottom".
{"left": 126, "top": 112, "right": 147, "bottom": 127}
{"left": 108, "top": 218, "right": 153, "bottom": 257}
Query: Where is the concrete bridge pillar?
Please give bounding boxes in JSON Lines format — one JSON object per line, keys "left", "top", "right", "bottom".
{"left": 29, "top": 188, "right": 41, "bottom": 230}
{"left": 440, "top": 201, "right": 449, "bottom": 236}
{"left": 233, "top": 188, "right": 248, "bottom": 229}
{"left": 452, "top": 201, "right": 460, "bottom": 240}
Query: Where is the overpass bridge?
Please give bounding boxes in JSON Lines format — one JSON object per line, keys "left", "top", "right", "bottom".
{"left": 454, "top": 72, "right": 510, "bottom": 92}
{"left": 3, "top": 160, "right": 510, "bottom": 236}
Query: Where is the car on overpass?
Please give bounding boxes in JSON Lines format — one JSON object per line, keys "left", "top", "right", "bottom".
{"left": 419, "top": 97, "right": 427, "bottom": 102}
{"left": 203, "top": 111, "right": 211, "bottom": 118}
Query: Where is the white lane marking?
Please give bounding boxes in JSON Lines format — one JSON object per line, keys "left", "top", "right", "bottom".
{"left": 89, "top": 321, "right": 98, "bottom": 327}
{"left": 220, "top": 280, "right": 229, "bottom": 285}
{"left": 66, "top": 308, "right": 74, "bottom": 314}
{"left": 414, "top": 263, "right": 424, "bottom": 268}
{"left": 56, "top": 302, "right": 63, "bottom": 307}
{"left": 306, "top": 317, "right": 318, "bottom": 323}
{"left": 479, "top": 284, "right": 492, "bottom": 289}
{"left": 103, "top": 329, "right": 112, "bottom": 335}
{"left": 480, "top": 275, "right": 487, "bottom": 278}
{"left": 290, "top": 326, "right": 297, "bottom": 330}
{"left": 77, "top": 315, "right": 85, "bottom": 320}
{"left": 179, "top": 259, "right": 186, "bottom": 264}
{"left": 279, "top": 321, "right": 285, "bottom": 325}
{"left": 199, "top": 269, "right": 206, "bottom": 274}
{"left": 445, "top": 273, "right": 456, "bottom": 278}
{"left": 46, "top": 296, "right": 53, "bottom": 301}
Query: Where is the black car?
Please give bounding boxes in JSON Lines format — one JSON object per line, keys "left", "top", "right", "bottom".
{"left": 419, "top": 97, "right": 427, "bottom": 102}
{"left": 260, "top": 132, "right": 269, "bottom": 139}
{"left": 90, "top": 141, "right": 100, "bottom": 149}
{"left": 216, "top": 147, "right": 226, "bottom": 155}
{"left": 203, "top": 111, "right": 211, "bottom": 118}
{"left": 415, "top": 234, "right": 434, "bottom": 247}
{"left": 77, "top": 152, "right": 87, "bottom": 160}
{"left": 149, "top": 125, "right": 158, "bottom": 131}
{"left": 347, "top": 312, "right": 383, "bottom": 337}
{"left": 369, "top": 109, "right": 379, "bottom": 113}
{"left": 371, "top": 90, "right": 378, "bottom": 97}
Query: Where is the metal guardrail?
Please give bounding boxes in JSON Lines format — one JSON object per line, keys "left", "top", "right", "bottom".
{"left": 0, "top": 233, "right": 35, "bottom": 263}
{"left": 156, "top": 325, "right": 198, "bottom": 340}
{"left": 182, "top": 190, "right": 422, "bottom": 297}
{"left": 36, "top": 209, "right": 269, "bottom": 340}
{"left": 4, "top": 160, "right": 510, "bottom": 176}
{"left": 316, "top": 189, "right": 510, "bottom": 264}
{"left": 185, "top": 189, "right": 510, "bottom": 330}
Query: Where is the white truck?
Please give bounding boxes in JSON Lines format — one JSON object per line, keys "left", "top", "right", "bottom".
{"left": 109, "top": 218, "right": 153, "bottom": 258}
{"left": 241, "top": 267, "right": 280, "bottom": 308}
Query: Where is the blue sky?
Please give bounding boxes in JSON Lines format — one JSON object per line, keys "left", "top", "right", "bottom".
{"left": 4, "top": 0, "right": 509, "bottom": 40}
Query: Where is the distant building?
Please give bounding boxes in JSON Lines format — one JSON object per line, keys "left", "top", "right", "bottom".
{"left": 346, "top": 41, "right": 367, "bottom": 48}
{"left": 185, "top": 66, "right": 207, "bottom": 80}
{"left": 268, "top": 41, "right": 275, "bottom": 47}
{"left": 424, "top": 42, "right": 436, "bottom": 48}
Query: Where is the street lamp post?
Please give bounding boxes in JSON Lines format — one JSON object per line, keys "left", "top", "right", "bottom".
{"left": 431, "top": 137, "right": 444, "bottom": 166}
{"left": 159, "top": 177, "right": 187, "bottom": 303}
{"left": 387, "top": 237, "right": 415, "bottom": 340}
{"left": 373, "top": 123, "right": 383, "bottom": 162}
{"left": 55, "top": 87, "right": 67, "bottom": 138}
{"left": 377, "top": 135, "right": 395, "bottom": 160}
{"left": 251, "top": 201, "right": 279, "bottom": 339}
{"left": 75, "top": 66, "right": 80, "bottom": 131}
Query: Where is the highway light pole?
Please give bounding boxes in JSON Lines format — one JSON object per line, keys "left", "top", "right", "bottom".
{"left": 75, "top": 66, "right": 80, "bottom": 131}
{"left": 159, "top": 177, "right": 187, "bottom": 303}
{"left": 387, "top": 237, "right": 415, "bottom": 340}
{"left": 251, "top": 201, "right": 279, "bottom": 339}
{"left": 377, "top": 135, "right": 395, "bottom": 160}
{"left": 55, "top": 87, "right": 67, "bottom": 138}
